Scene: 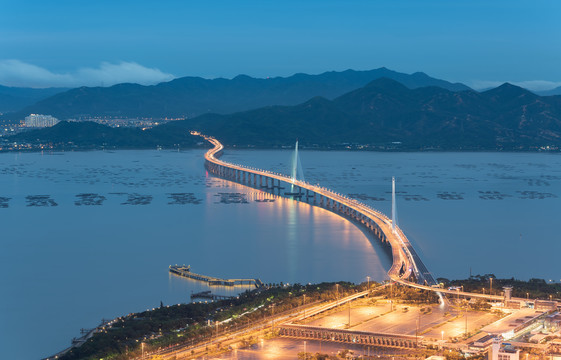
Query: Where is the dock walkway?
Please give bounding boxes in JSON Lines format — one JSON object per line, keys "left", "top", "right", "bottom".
{"left": 169, "top": 265, "right": 263, "bottom": 288}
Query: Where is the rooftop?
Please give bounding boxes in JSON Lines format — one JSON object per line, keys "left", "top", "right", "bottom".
{"left": 482, "top": 309, "right": 544, "bottom": 336}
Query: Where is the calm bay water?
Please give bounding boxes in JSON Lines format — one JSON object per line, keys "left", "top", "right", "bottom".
{"left": 0, "top": 150, "right": 387, "bottom": 360}
{"left": 0, "top": 149, "right": 559, "bottom": 359}
{"left": 227, "top": 150, "right": 561, "bottom": 282}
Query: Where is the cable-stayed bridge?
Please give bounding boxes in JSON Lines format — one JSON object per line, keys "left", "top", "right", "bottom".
{"left": 196, "top": 132, "right": 436, "bottom": 287}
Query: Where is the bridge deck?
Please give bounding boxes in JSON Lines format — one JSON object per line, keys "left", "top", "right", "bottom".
{"left": 197, "top": 132, "right": 434, "bottom": 288}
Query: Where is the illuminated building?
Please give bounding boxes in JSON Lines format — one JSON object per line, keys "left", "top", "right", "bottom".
{"left": 24, "top": 114, "right": 59, "bottom": 127}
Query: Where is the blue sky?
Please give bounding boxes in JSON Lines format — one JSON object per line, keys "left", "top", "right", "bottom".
{"left": 1, "top": 0, "right": 560, "bottom": 89}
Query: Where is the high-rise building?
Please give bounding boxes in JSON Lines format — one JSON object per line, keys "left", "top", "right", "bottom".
{"left": 24, "top": 114, "right": 59, "bottom": 127}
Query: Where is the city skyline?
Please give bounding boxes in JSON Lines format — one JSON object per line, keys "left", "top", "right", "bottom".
{"left": 1, "top": 0, "right": 560, "bottom": 90}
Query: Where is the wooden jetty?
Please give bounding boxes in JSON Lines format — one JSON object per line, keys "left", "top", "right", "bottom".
{"left": 169, "top": 265, "right": 263, "bottom": 288}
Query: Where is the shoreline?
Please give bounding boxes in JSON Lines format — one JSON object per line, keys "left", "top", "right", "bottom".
{"left": 1, "top": 143, "right": 561, "bottom": 154}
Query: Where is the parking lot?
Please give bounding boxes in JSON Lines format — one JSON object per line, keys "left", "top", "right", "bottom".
{"left": 301, "top": 298, "right": 501, "bottom": 341}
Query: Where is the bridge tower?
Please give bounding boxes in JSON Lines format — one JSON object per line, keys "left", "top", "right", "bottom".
{"left": 392, "top": 176, "right": 398, "bottom": 233}
{"left": 290, "top": 140, "right": 305, "bottom": 193}
{"left": 291, "top": 140, "right": 299, "bottom": 185}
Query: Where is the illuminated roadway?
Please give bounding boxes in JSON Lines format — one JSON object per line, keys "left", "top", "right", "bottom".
{"left": 198, "top": 132, "right": 522, "bottom": 303}
{"left": 199, "top": 133, "right": 431, "bottom": 286}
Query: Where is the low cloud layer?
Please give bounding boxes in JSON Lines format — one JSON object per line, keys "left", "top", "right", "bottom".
{"left": 471, "top": 80, "right": 561, "bottom": 92}
{"left": 0, "top": 60, "right": 175, "bottom": 88}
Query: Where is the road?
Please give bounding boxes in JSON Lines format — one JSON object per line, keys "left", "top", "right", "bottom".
{"left": 142, "top": 290, "right": 371, "bottom": 360}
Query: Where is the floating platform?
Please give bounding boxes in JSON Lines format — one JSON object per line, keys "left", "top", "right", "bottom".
{"left": 169, "top": 265, "right": 263, "bottom": 288}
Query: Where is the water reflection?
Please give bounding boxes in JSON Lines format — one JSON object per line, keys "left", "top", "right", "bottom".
{"left": 0, "top": 149, "right": 395, "bottom": 359}
{"left": 286, "top": 197, "right": 299, "bottom": 283}
{"left": 224, "top": 150, "right": 561, "bottom": 281}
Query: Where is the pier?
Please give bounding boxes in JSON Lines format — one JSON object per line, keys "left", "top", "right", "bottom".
{"left": 169, "top": 265, "right": 263, "bottom": 288}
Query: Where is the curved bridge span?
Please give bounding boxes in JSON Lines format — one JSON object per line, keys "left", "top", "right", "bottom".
{"left": 198, "top": 132, "right": 436, "bottom": 287}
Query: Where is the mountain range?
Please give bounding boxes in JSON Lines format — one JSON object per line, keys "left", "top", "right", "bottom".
{"left": 166, "top": 78, "right": 561, "bottom": 150}
{"left": 13, "top": 78, "right": 561, "bottom": 151}
{"left": 1, "top": 68, "right": 470, "bottom": 122}
{"left": 0, "top": 85, "right": 68, "bottom": 113}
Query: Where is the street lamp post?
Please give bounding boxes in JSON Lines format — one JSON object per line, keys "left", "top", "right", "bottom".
{"left": 465, "top": 305, "right": 468, "bottom": 337}
{"left": 336, "top": 284, "right": 339, "bottom": 307}
{"left": 272, "top": 303, "right": 275, "bottom": 333}
{"left": 303, "top": 295, "right": 306, "bottom": 320}
{"left": 141, "top": 342, "right": 145, "bottom": 359}
{"left": 416, "top": 318, "right": 419, "bottom": 347}
{"left": 390, "top": 282, "right": 393, "bottom": 311}
{"left": 348, "top": 301, "right": 351, "bottom": 328}
{"left": 366, "top": 276, "right": 370, "bottom": 298}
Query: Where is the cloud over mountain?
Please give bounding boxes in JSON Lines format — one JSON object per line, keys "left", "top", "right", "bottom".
{"left": 0, "top": 60, "right": 175, "bottom": 88}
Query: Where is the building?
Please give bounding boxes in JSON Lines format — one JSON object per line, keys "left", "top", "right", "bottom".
{"left": 482, "top": 308, "right": 545, "bottom": 340}
{"left": 24, "top": 114, "right": 59, "bottom": 127}
{"left": 535, "top": 300, "right": 558, "bottom": 311}
{"left": 503, "top": 286, "right": 513, "bottom": 301}
{"left": 490, "top": 338, "right": 519, "bottom": 360}
{"left": 545, "top": 313, "right": 561, "bottom": 332}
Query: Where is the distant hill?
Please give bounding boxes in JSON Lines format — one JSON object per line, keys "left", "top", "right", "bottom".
{"left": 0, "top": 85, "right": 69, "bottom": 113}
{"left": 13, "top": 79, "right": 561, "bottom": 151}
{"left": 1, "top": 68, "right": 470, "bottom": 122}
{"left": 169, "top": 79, "right": 561, "bottom": 150}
